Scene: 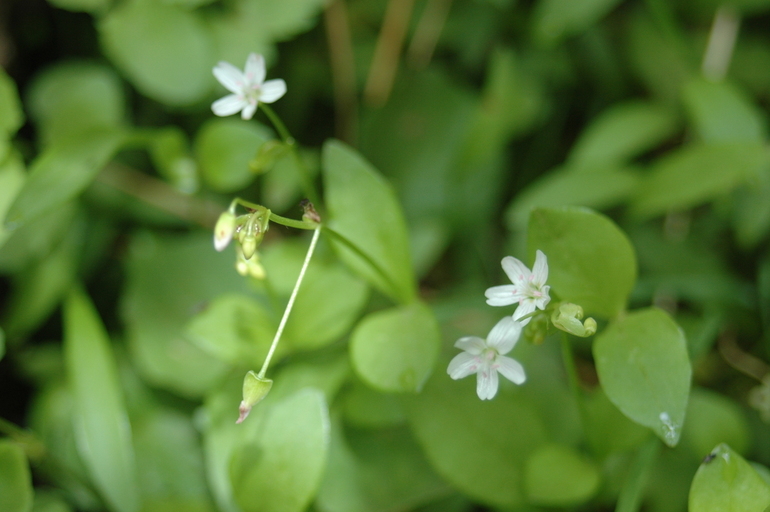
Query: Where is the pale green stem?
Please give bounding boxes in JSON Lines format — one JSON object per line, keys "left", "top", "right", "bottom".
{"left": 616, "top": 437, "right": 660, "bottom": 512}
{"left": 257, "top": 228, "right": 321, "bottom": 379}
{"left": 560, "top": 333, "right": 590, "bottom": 436}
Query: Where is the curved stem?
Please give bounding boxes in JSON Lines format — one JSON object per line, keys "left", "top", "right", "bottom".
{"left": 258, "top": 228, "right": 321, "bottom": 378}
{"left": 269, "top": 212, "right": 319, "bottom": 230}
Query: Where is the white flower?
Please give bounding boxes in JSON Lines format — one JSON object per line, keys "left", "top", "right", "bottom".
{"left": 212, "top": 53, "right": 287, "bottom": 120}
{"left": 485, "top": 249, "right": 551, "bottom": 324}
{"left": 447, "top": 316, "right": 526, "bottom": 400}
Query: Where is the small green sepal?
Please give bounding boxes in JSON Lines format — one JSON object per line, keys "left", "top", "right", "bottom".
{"left": 237, "top": 371, "right": 273, "bottom": 424}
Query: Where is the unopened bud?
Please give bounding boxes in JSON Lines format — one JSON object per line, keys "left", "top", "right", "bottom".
{"left": 241, "top": 234, "right": 258, "bottom": 260}
{"left": 213, "top": 211, "right": 237, "bottom": 251}
{"left": 551, "top": 303, "right": 597, "bottom": 337}
{"left": 237, "top": 371, "right": 273, "bottom": 424}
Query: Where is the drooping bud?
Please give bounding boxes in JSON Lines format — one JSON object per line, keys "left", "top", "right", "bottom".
{"left": 551, "top": 303, "right": 597, "bottom": 337}
{"left": 301, "top": 199, "right": 321, "bottom": 225}
{"left": 241, "top": 233, "right": 258, "bottom": 260}
{"left": 237, "top": 371, "right": 273, "bottom": 424}
{"left": 213, "top": 211, "right": 237, "bottom": 251}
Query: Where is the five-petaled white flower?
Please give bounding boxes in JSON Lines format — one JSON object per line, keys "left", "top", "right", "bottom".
{"left": 485, "top": 249, "right": 550, "bottom": 324}
{"left": 212, "top": 53, "right": 287, "bottom": 120}
{"left": 447, "top": 316, "right": 526, "bottom": 400}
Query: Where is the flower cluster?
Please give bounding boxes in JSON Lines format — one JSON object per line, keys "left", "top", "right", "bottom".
{"left": 448, "top": 251, "right": 551, "bottom": 400}
{"left": 213, "top": 206, "right": 269, "bottom": 279}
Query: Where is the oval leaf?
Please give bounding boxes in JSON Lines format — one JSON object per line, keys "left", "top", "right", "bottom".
{"left": 528, "top": 206, "right": 637, "bottom": 318}
{"left": 524, "top": 444, "right": 601, "bottom": 506}
{"left": 593, "top": 307, "right": 692, "bottom": 447}
{"left": 0, "top": 440, "right": 33, "bottom": 512}
{"left": 323, "top": 139, "right": 416, "bottom": 304}
{"left": 689, "top": 443, "right": 770, "bottom": 512}
{"left": 349, "top": 301, "right": 439, "bottom": 393}
{"left": 64, "top": 288, "right": 139, "bottom": 512}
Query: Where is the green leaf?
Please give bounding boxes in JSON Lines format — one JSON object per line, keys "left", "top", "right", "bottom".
{"left": 681, "top": 388, "right": 750, "bottom": 462}
{"left": 4, "top": 130, "right": 127, "bottom": 230}
{"left": 689, "top": 444, "right": 770, "bottom": 512}
{"left": 682, "top": 78, "right": 767, "bottom": 143}
{"left": 148, "top": 127, "right": 198, "bottom": 194}
{"left": 99, "top": 0, "right": 213, "bottom": 105}
{"left": 27, "top": 62, "right": 125, "bottom": 146}
{"left": 342, "top": 379, "right": 406, "bottom": 428}
{"left": 349, "top": 301, "right": 439, "bottom": 393}
{"left": 323, "top": 140, "right": 416, "bottom": 304}
{"left": 527, "top": 207, "right": 637, "bottom": 318}
{"left": 532, "top": 0, "right": 624, "bottom": 45}
{"left": 0, "top": 151, "right": 25, "bottom": 250}
{"left": 404, "top": 371, "right": 547, "bottom": 508}
{"left": 231, "top": 389, "right": 330, "bottom": 512}
{"left": 585, "top": 388, "right": 650, "bottom": 457}
{"left": 524, "top": 444, "right": 601, "bottom": 506}
{"left": 567, "top": 101, "right": 679, "bottom": 169}
{"left": 194, "top": 118, "right": 270, "bottom": 193}
{"left": 64, "top": 288, "right": 139, "bottom": 512}
{"left": 30, "top": 490, "right": 74, "bottom": 512}
{"left": 0, "top": 440, "right": 33, "bottom": 512}
{"left": 631, "top": 143, "right": 770, "bottom": 218}
{"left": 0, "top": 67, "right": 24, "bottom": 160}
{"left": 47, "top": 0, "right": 110, "bottom": 13}
{"left": 593, "top": 307, "right": 692, "bottom": 447}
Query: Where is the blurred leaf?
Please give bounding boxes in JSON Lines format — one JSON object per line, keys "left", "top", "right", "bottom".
{"left": 0, "top": 151, "right": 25, "bottom": 250}
{"left": 47, "top": 0, "right": 110, "bottom": 13}
{"left": 323, "top": 140, "right": 416, "bottom": 304}
{"left": 342, "top": 378, "right": 406, "bottom": 429}
{"left": 148, "top": 127, "right": 198, "bottom": 193}
{"left": 528, "top": 207, "right": 637, "bottom": 318}
{"left": 506, "top": 165, "right": 639, "bottom": 231}
{"left": 349, "top": 302, "right": 439, "bottom": 393}
{"left": 631, "top": 143, "right": 770, "bottom": 218}
{"left": 405, "top": 370, "right": 547, "bottom": 508}
{"left": 231, "top": 389, "right": 330, "bottom": 512}
{"left": 0, "top": 67, "right": 24, "bottom": 161}
{"left": 27, "top": 62, "right": 125, "bottom": 147}
{"left": 689, "top": 444, "right": 770, "bottom": 512}
{"left": 585, "top": 388, "right": 650, "bottom": 457}
{"left": 122, "top": 232, "right": 248, "bottom": 398}
{"left": 567, "top": 101, "right": 679, "bottom": 169}
{"left": 0, "top": 440, "right": 33, "bottom": 512}
{"left": 194, "top": 118, "right": 270, "bottom": 193}
{"left": 524, "top": 444, "right": 601, "bottom": 506}
{"left": 681, "top": 388, "right": 750, "bottom": 462}
{"left": 682, "top": 78, "right": 767, "bottom": 143}
{"left": 31, "top": 490, "right": 73, "bottom": 512}
{"left": 4, "top": 130, "right": 127, "bottom": 230}
{"left": 732, "top": 168, "right": 770, "bottom": 248}
{"left": 64, "top": 288, "right": 139, "bottom": 512}
{"left": 532, "top": 0, "right": 624, "bottom": 45}
{"left": 99, "top": 0, "right": 213, "bottom": 105}
{"left": 162, "top": 0, "right": 217, "bottom": 8}
{"left": 593, "top": 307, "right": 692, "bottom": 447}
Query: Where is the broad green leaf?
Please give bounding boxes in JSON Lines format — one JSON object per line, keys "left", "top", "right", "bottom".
{"left": 163, "top": 0, "right": 217, "bottom": 8}
{"left": 568, "top": 102, "right": 679, "bottom": 169}
{"left": 0, "top": 151, "right": 25, "bottom": 250}
{"left": 404, "top": 370, "right": 547, "bottom": 508}
{"left": 349, "top": 301, "right": 439, "bottom": 393}
{"left": 689, "top": 444, "right": 770, "bottom": 512}
{"left": 194, "top": 118, "right": 270, "bottom": 193}
{"left": 4, "top": 130, "right": 127, "bottom": 230}
{"left": 231, "top": 389, "right": 330, "bottom": 512}
{"left": 185, "top": 293, "right": 276, "bottom": 368}
{"left": 31, "top": 490, "right": 73, "bottom": 512}
{"left": 593, "top": 307, "right": 692, "bottom": 447}
{"left": 342, "top": 379, "right": 406, "bottom": 428}
{"left": 99, "top": 0, "right": 213, "bottom": 105}
{"left": 246, "top": 0, "right": 327, "bottom": 41}
{"left": 527, "top": 207, "right": 637, "bottom": 318}
{"left": 64, "top": 288, "right": 139, "bottom": 512}
{"left": 532, "top": 0, "right": 624, "bottom": 45}
{"left": 323, "top": 140, "right": 416, "bottom": 304}
{"left": 524, "top": 444, "right": 601, "bottom": 506}
{"left": 0, "top": 440, "right": 33, "bottom": 512}
{"left": 148, "top": 127, "right": 198, "bottom": 194}
{"left": 506, "top": 166, "right": 639, "bottom": 230}
{"left": 682, "top": 78, "right": 767, "bottom": 143}
{"left": 732, "top": 170, "right": 770, "bottom": 249}
{"left": 585, "top": 388, "right": 649, "bottom": 457}
{"left": 261, "top": 239, "right": 369, "bottom": 351}
{"left": 0, "top": 68, "right": 23, "bottom": 161}
{"left": 122, "top": 232, "right": 248, "bottom": 398}
{"left": 631, "top": 143, "right": 770, "bottom": 218}
{"left": 27, "top": 62, "right": 125, "bottom": 146}
{"left": 681, "top": 388, "right": 750, "bottom": 462}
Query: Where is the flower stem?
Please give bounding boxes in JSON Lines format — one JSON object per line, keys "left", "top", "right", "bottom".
{"left": 560, "top": 333, "right": 590, "bottom": 436}
{"left": 259, "top": 104, "right": 321, "bottom": 207}
{"left": 269, "top": 212, "right": 319, "bottom": 230}
{"left": 257, "top": 228, "right": 321, "bottom": 379}
{"left": 616, "top": 437, "right": 660, "bottom": 512}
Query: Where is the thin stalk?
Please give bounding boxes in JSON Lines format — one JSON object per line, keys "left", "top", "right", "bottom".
{"left": 257, "top": 228, "right": 321, "bottom": 378}
{"left": 616, "top": 437, "right": 660, "bottom": 512}
{"left": 269, "top": 212, "right": 319, "bottom": 230}
{"left": 560, "top": 333, "right": 590, "bottom": 436}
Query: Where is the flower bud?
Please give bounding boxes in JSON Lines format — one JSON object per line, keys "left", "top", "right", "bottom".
{"left": 551, "top": 303, "right": 597, "bottom": 337}
{"left": 241, "top": 233, "right": 258, "bottom": 260}
{"left": 236, "top": 371, "right": 273, "bottom": 424}
{"left": 213, "top": 211, "right": 237, "bottom": 251}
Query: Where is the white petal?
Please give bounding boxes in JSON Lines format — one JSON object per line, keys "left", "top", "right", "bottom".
{"left": 485, "top": 285, "right": 523, "bottom": 306}
{"left": 241, "top": 100, "right": 258, "bottom": 120}
{"left": 495, "top": 355, "right": 526, "bottom": 385}
{"left": 447, "top": 352, "right": 479, "bottom": 380}
{"left": 486, "top": 316, "right": 521, "bottom": 354}
{"left": 212, "top": 94, "right": 246, "bottom": 117}
{"left": 534, "top": 285, "right": 551, "bottom": 309}
{"left": 512, "top": 302, "right": 537, "bottom": 326}
{"left": 259, "top": 79, "right": 287, "bottom": 103}
{"left": 501, "top": 255, "right": 531, "bottom": 285}
{"left": 476, "top": 368, "right": 498, "bottom": 400}
{"left": 454, "top": 336, "right": 486, "bottom": 355}
{"left": 213, "top": 62, "right": 246, "bottom": 94}
{"left": 244, "top": 53, "right": 266, "bottom": 86}
{"left": 532, "top": 250, "right": 549, "bottom": 287}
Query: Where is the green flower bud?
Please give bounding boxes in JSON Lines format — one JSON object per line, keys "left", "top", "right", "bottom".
{"left": 213, "top": 211, "right": 237, "bottom": 251}
{"left": 237, "top": 371, "right": 273, "bottom": 424}
{"left": 241, "top": 233, "right": 258, "bottom": 260}
{"left": 551, "top": 303, "right": 597, "bottom": 337}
